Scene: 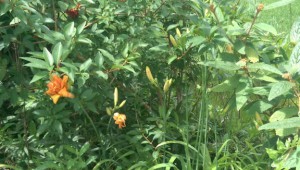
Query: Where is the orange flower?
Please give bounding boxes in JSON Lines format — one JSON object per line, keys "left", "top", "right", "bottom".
{"left": 113, "top": 112, "right": 126, "bottom": 129}
{"left": 46, "top": 74, "right": 74, "bottom": 104}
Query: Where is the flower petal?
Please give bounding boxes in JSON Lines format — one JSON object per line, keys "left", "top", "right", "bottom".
{"left": 51, "top": 94, "right": 61, "bottom": 104}
{"left": 61, "top": 75, "right": 69, "bottom": 88}
{"left": 58, "top": 87, "right": 74, "bottom": 98}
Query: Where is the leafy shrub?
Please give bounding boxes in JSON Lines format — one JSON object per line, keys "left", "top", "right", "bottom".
{"left": 0, "top": 0, "right": 298, "bottom": 169}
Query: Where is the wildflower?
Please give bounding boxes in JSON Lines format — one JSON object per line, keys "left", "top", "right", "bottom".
{"left": 257, "top": 3, "right": 264, "bottom": 12}
{"left": 113, "top": 112, "right": 126, "bottom": 129}
{"left": 282, "top": 73, "right": 292, "bottom": 81}
{"left": 66, "top": 3, "right": 81, "bottom": 19}
{"left": 46, "top": 74, "right": 74, "bottom": 104}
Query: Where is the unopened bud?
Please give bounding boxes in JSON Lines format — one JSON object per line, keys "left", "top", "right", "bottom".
{"left": 114, "top": 88, "right": 118, "bottom": 106}
{"left": 169, "top": 35, "right": 178, "bottom": 47}
{"left": 176, "top": 28, "right": 181, "bottom": 37}
{"left": 146, "top": 66, "right": 155, "bottom": 84}
{"left": 163, "top": 79, "right": 172, "bottom": 93}
{"left": 119, "top": 100, "right": 126, "bottom": 108}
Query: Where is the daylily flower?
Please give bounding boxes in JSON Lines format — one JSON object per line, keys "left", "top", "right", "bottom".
{"left": 46, "top": 74, "right": 74, "bottom": 104}
{"left": 113, "top": 112, "right": 126, "bottom": 129}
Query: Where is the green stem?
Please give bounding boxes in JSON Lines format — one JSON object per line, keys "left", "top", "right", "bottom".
{"left": 80, "top": 103, "right": 101, "bottom": 141}
{"left": 202, "top": 53, "right": 209, "bottom": 169}
{"left": 196, "top": 54, "right": 208, "bottom": 169}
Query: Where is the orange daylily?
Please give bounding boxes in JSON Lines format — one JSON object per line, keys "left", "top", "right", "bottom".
{"left": 46, "top": 74, "right": 74, "bottom": 104}
{"left": 113, "top": 112, "right": 126, "bottom": 129}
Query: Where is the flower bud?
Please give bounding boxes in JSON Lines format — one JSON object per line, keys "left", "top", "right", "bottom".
{"left": 176, "top": 28, "right": 181, "bottom": 37}
{"left": 119, "top": 100, "right": 126, "bottom": 108}
{"left": 169, "top": 35, "right": 178, "bottom": 47}
{"left": 257, "top": 3, "right": 264, "bottom": 12}
{"left": 163, "top": 79, "right": 172, "bottom": 93}
{"left": 146, "top": 66, "right": 155, "bottom": 83}
{"left": 114, "top": 88, "right": 118, "bottom": 106}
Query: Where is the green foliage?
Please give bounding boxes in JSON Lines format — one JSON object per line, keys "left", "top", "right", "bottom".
{"left": 0, "top": 0, "right": 299, "bottom": 169}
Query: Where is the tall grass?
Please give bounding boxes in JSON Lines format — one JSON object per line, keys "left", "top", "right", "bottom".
{"left": 259, "top": 0, "right": 300, "bottom": 33}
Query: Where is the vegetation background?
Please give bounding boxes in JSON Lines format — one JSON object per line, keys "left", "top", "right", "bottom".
{"left": 1, "top": 0, "right": 300, "bottom": 169}
{"left": 260, "top": 0, "right": 300, "bottom": 31}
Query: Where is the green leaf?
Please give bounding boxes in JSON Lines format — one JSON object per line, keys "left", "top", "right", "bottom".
{"left": 215, "top": 7, "right": 224, "bottom": 23}
{"left": 52, "top": 42, "right": 62, "bottom": 65}
{"left": 122, "top": 65, "right": 136, "bottom": 73}
{"left": 283, "top": 146, "right": 300, "bottom": 169}
{"left": 245, "top": 86, "right": 270, "bottom": 96}
{"left": 168, "top": 56, "right": 177, "bottom": 65}
{"left": 43, "top": 47, "right": 54, "bottom": 66}
{"left": 270, "top": 107, "right": 298, "bottom": 122}
{"left": 95, "top": 52, "right": 104, "bottom": 67}
{"left": 290, "top": 18, "right": 300, "bottom": 44}
{"left": 255, "top": 23, "right": 277, "bottom": 35}
{"left": 188, "top": 36, "right": 206, "bottom": 47}
{"left": 64, "top": 22, "right": 75, "bottom": 38}
{"left": 30, "top": 71, "right": 48, "bottom": 84}
{"left": 236, "top": 93, "right": 247, "bottom": 111}
{"left": 245, "top": 44, "right": 259, "bottom": 63}
{"left": 266, "top": 148, "right": 278, "bottom": 159}
{"left": 246, "top": 100, "right": 273, "bottom": 114}
{"left": 211, "top": 75, "right": 240, "bottom": 92}
{"left": 264, "top": 0, "right": 295, "bottom": 10}
{"left": 259, "top": 117, "right": 300, "bottom": 130}
{"left": 96, "top": 71, "right": 108, "bottom": 80}
{"left": 98, "top": 49, "right": 114, "bottom": 61}
{"left": 80, "top": 58, "right": 92, "bottom": 72}
{"left": 234, "top": 39, "right": 245, "bottom": 54}
{"left": 252, "top": 74, "right": 278, "bottom": 83}
{"left": 122, "top": 43, "right": 129, "bottom": 58}
{"left": 78, "top": 73, "right": 90, "bottom": 88}
{"left": 77, "top": 37, "right": 92, "bottom": 44}
{"left": 58, "top": 1, "right": 69, "bottom": 11}
{"left": 167, "top": 24, "right": 178, "bottom": 31}
{"left": 148, "top": 163, "right": 178, "bottom": 170}
{"left": 149, "top": 44, "right": 169, "bottom": 52}
{"left": 53, "top": 120, "right": 63, "bottom": 135}
{"left": 77, "top": 21, "right": 86, "bottom": 35}
{"left": 248, "top": 63, "right": 282, "bottom": 75}
{"left": 24, "top": 63, "right": 52, "bottom": 70}
{"left": 268, "top": 81, "right": 294, "bottom": 101}
{"left": 199, "top": 61, "right": 240, "bottom": 71}
{"left": 79, "top": 142, "right": 90, "bottom": 156}
{"left": 270, "top": 107, "right": 299, "bottom": 136}
{"left": 290, "top": 42, "right": 300, "bottom": 66}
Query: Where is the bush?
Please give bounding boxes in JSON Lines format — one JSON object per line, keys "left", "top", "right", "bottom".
{"left": 0, "top": 0, "right": 299, "bottom": 169}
